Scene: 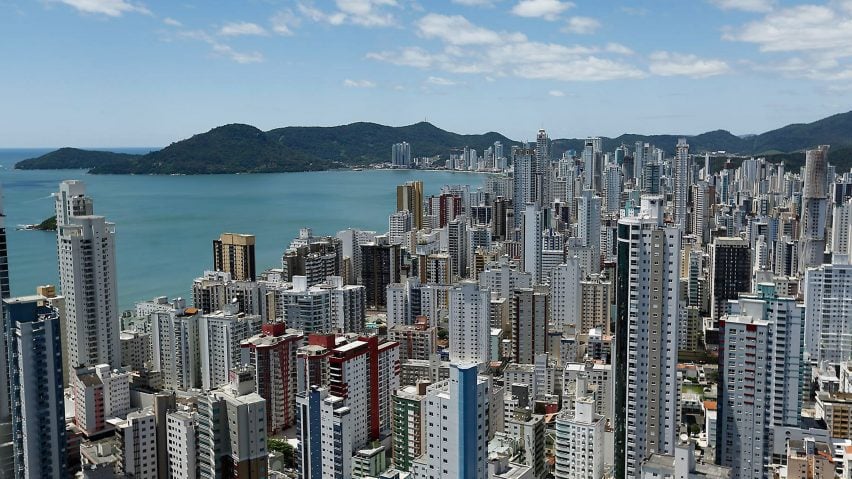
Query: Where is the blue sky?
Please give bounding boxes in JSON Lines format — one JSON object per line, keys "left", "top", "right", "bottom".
{"left": 2, "top": 0, "right": 852, "bottom": 147}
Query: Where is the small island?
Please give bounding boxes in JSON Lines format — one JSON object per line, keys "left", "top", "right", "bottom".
{"left": 17, "top": 215, "right": 57, "bottom": 231}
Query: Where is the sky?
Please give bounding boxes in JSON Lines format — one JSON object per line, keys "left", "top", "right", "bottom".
{"left": 2, "top": 0, "right": 852, "bottom": 147}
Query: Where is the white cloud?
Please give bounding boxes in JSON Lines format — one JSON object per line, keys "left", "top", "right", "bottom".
{"left": 427, "top": 76, "right": 457, "bottom": 86}
{"left": 723, "top": 3, "right": 852, "bottom": 83}
{"left": 298, "top": 0, "right": 397, "bottom": 28}
{"left": 548, "top": 89, "right": 565, "bottom": 96}
{"left": 371, "top": 13, "right": 645, "bottom": 82}
{"left": 709, "top": 0, "right": 773, "bottom": 13}
{"left": 511, "top": 0, "right": 573, "bottom": 20}
{"left": 619, "top": 6, "right": 647, "bottom": 16}
{"left": 271, "top": 9, "right": 300, "bottom": 36}
{"left": 57, "top": 0, "right": 149, "bottom": 17}
{"left": 366, "top": 47, "right": 439, "bottom": 68}
{"left": 219, "top": 22, "right": 268, "bottom": 37}
{"left": 562, "top": 16, "right": 600, "bottom": 34}
{"left": 211, "top": 43, "right": 264, "bottom": 63}
{"left": 417, "top": 13, "right": 526, "bottom": 45}
{"left": 605, "top": 42, "right": 634, "bottom": 55}
{"left": 177, "top": 30, "right": 264, "bottom": 64}
{"left": 452, "top": 0, "right": 494, "bottom": 5}
{"left": 515, "top": 56, "right": 646, "bottom": 81}
{"left": 649, "top": 51, "right": 730, "bottom": 78}
{"left": 724, "top": 5, "right": 852, "bottom": 53}
{"left": 163, "top": 17, "right": 181, "bottom": 27}
{"left": 343, "top": 79, "right": 377, "bottom": 88}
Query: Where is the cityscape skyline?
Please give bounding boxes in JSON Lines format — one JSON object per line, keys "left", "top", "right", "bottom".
{"left": 3, "top": 0, "right": 852, "bottom": 147}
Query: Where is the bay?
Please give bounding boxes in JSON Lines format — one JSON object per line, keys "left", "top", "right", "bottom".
{"left": 0, "top": 149, "right": 487, "bottom": 310}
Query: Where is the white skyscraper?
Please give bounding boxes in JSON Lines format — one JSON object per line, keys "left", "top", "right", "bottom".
{"left": 112, "top": 409, "right": 158, "bottom": 479}
{"left": 673, "top": 138, "right": 690, "bottom": 228}
{"left": 832, "top": 197, "right": 852, "bottom": 261}
{"left": 604, "top": 164, "right": 622, "bottom": 214}
{"left": 550, "top": 258, "right": 582, "bottom": 335}
{"left": 524, "top": 204, "right": 544, "bottom": 284}
{"left": 412, "top": 363, "right": 491, "bottom": 479}
{"left": 615, "top": 196, "right": 681, "bottom": 478}
{"left": 449, "top": 281, "right": 490, "bottom": 365}
{"left": 57, "top": 180, "right": 120, "bottom": 370}
{"left": 577, "top": 189, "right": 602, "bottom": 259}
{"left": 804, "top": 262, "right": 852, "bottom": 364}
{"left": 554, "top": 396, "right": 605, "bottom": 479}
{"left": 718, "top": 284, "right": 804, "bottom": 479}
{"left": 198, "top": 304, "right": 262, "bottom": 390}
{"left": 166, "top": 410, "right": 197, "bottom": 479}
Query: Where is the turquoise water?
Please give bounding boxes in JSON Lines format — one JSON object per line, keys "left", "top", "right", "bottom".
{"left": 0, "top": 149, "right": 487, "bottom": 310}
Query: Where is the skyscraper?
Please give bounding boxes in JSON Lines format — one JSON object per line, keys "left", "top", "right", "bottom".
{"left": 240, "top": 322, "right": 303, "bottom": 434}
{"left": 413, "top": 364, "right": 491, "bottom": 479}
{"left": 449, "top": 281, "right": 491, "bottom": 365}
{"left": 709, "top": 237, "right": 752, "bottom": 322}
{"left": 511, "top": 287, "right": 549, "bottom": 364}
{"left": 577, "top": 190, "right": 602, "bottom": 270}
{"left": 213, "top": 232, "right": 257, "bottom": 281}
{"left": 4, "top": 297, "right": 67, "bottom": 478}
{"left": 57, "top": 181, "right": 120, "bottom": 370}
{"left": 615, "top": 196, "right": 680, "bottom": 478}
{"left": 524, "top": 204, "right": 544, "bottom": 284}
{"left": 673, "top": 138, "right": 690, "bottom": 228}
{"left": 550, "top": 258, "right": 582, "bottom": 335}
{"left": 718, "top": 284, "right": 804, "bottom": 478}
{"left": 804, "top": 262, "right": 852, "bottom": 364}
{"left": 397, "top": 180, "right": 424, "bottom": 230}
{"left": 799, "top": 145, "right": 830, "bottom": 272}
{"left": 392, "top": 141, "right": 412, "bottom": 168}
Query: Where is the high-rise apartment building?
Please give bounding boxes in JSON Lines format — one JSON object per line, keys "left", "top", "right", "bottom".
{"left": 166, "top": 410, "right": 197, "bottom": 479}
{"left": 397, "top": 180, "right": 424, "bottom": 230}
{"left": 799, "top": 145, "right": 830, "bottom": 272}
{"left": 615, "top": 196, "right": 681, "bottom": 478}
{"left": 524, "top": 204, "right": 544, "bottom": 284}
{"left": 554, "top": 396, "right": 605, "bottom": 479}
{"left": 151, "top": 304, "right": 202, "bottom": 391}
{"left": 392, "top": 141, "right": 412, "bottom": 168}
{"left": 804, "top": 262, "right": 852, "bottom": 364}
{"left": 551, "top": 258, "right": 582, "bottom": 335}
{"left": 4, "top": 297, "right": 67, "bottom": 479}
{"left": 198, "top": 304, "right": 262, "bottom": 390}
{"left": 449, "top": 281, "right": 491, "bottom": 365}
{"left": 411, "top": 364, "right": 491, "bottom": 479}
{"left": 197, "top": 368, "right": 268, "bottom": 479}
{"left": 512, "top": 288, "right": 549, "bottom": 364}
{"left": 361, "top": 239, "right": 401, "bottom": 309}
{"left": 673, "top": 138, "right": 690, "bottom": 228}
{"left": 240, "top": 322, "right": 303, "bottom": 434}
{"left": 213, "top": 232, "right": 257, "bottom": 281}
{"left": 709, "top": 237, "right": 752, "bottom": 322}
{"left": 392, "top": 382, "right": 428, "bottom": 472}
{"left": 57, "top": 181, "right": 120, "bottom": 370}
{"left": 718, "top": 284, "right": 804, "bottom": 478}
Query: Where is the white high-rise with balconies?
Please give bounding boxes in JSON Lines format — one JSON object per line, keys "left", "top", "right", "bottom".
{"left": 718, "top": 284, "right": 804, "bottom": 479}
{"left": 550, "top": 258, "right": 582, "bottom": 335}
{"left": 449, "top": 281, "right": 490, "bottom": 365}
{"left": 412, "top": 363, "right": 491, "bottom": 479}
{"left": 616, "top": 196, "right": 680, "bottom": 478}
{"left": 56, "top": 180, "right": 120, "bottom": 370}
{"left": 804, "top": 261, "right": 852, "bottom": 365}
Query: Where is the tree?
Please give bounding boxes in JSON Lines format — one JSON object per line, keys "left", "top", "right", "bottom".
{"left": 268, "top": 438, "right": 296, "bottom": 469}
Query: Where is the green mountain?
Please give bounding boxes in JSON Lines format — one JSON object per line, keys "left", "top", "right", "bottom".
{"left": 15, "top": 110, "right": 852, "bottom": 174}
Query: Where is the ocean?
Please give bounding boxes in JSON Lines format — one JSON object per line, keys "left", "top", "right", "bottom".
{"left": 0, "top": 149, "right": 487, "bottom": 310}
